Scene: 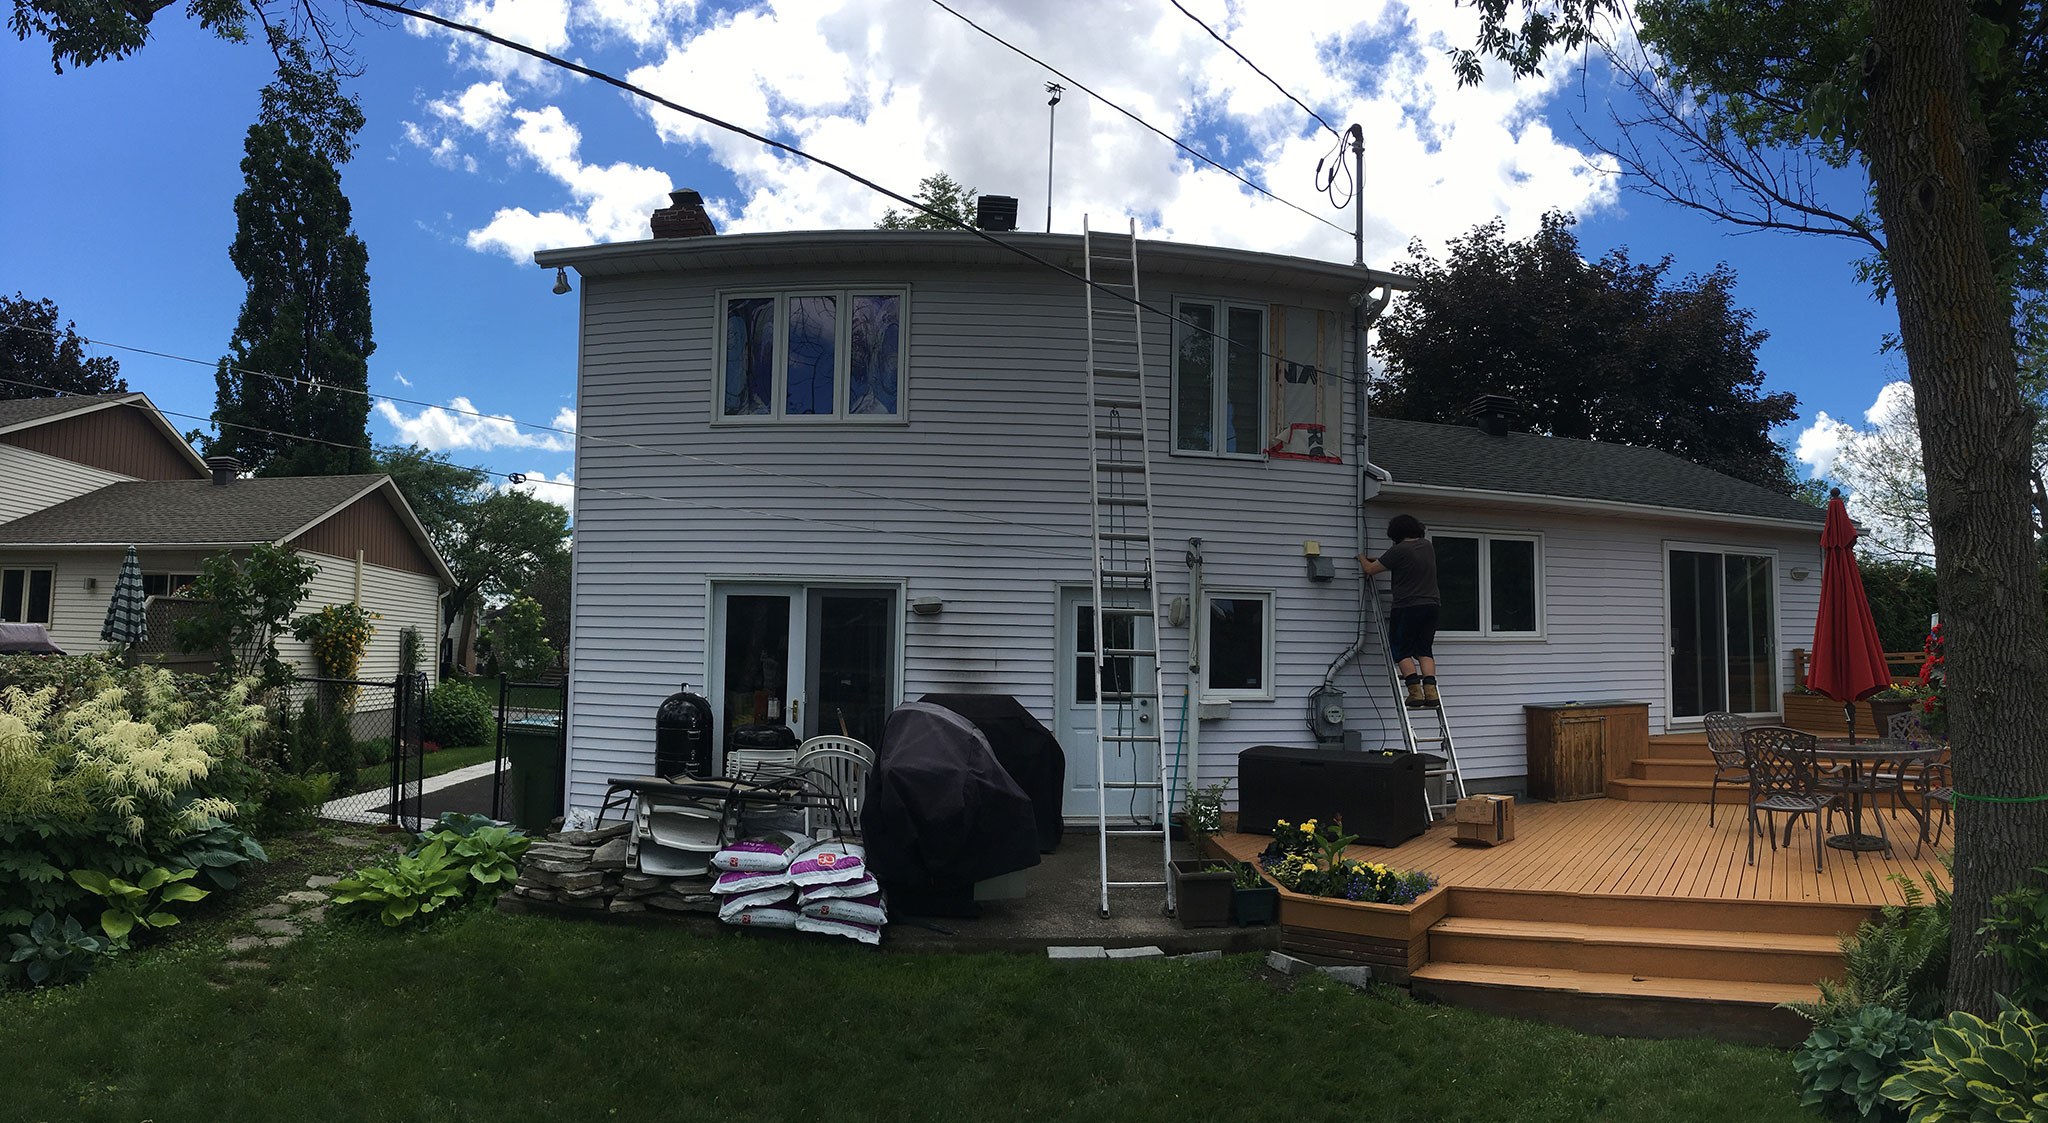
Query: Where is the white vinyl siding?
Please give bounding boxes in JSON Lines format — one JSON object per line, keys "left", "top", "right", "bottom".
{"left": 561, "top": 254, "right": 1825, "bottom": 808}
{"left": 0, "top": 444, "right": 133, "bottom": 523}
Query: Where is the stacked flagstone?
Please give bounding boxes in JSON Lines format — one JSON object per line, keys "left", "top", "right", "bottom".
{"left": 506, "top": 820, "right": 720, "bottom": 915}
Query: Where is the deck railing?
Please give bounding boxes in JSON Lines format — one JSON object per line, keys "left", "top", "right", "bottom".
{"left": 1789, "top": 647, "right": 1925, "bottom": 688}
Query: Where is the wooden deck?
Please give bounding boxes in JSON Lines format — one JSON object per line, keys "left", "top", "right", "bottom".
{"left": 1293, "top": 797, "right": 1947, "bottom": 907}
{"left": 1214, "top": 797, "right": 1950, "bottom": 1044}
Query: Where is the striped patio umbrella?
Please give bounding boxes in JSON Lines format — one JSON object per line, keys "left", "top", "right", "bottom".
{"left": 100, "top": 546, "right": 148, "bottom": 647}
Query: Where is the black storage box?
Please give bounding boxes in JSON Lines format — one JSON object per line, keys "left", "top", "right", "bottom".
{"left": 1236, "top": 746, "right": 1436, "bottom": 847}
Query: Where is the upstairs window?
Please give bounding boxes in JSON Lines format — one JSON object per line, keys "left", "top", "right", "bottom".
{"left": 718, "top": 290, "right": 905, "bottom": 421}
{"left": 142, "top": 574, "right": 197, "bottom": 599}
{"left": 1, "top": 568, "right": 53, "bottom": 625}
{"left": 1434, "top": 532, "right": 1543, "bottom": 637}
{"left": 1174, "top": 298, "right": 1265, "bottom": 456}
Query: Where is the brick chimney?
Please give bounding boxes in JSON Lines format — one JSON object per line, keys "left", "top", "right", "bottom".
{"left": 650, "top": 189, "right": 717, "bottom": 239}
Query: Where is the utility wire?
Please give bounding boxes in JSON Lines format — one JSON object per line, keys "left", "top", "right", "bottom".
{"left": 1167, "top": 0, "right": 1343, "bottom": 140}
{"left": 0, "top": 318, "right": 1098, "bottom": 544}
{"left": 926, "top": 0, "right": 1350, "bottom": 238}
{"left": 0, "top": 374, "right": 1091, "bottom": 560}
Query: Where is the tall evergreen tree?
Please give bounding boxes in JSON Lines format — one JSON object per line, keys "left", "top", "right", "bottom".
{"left": 212, "top": 31, "right": 372, "bottom": 477}
{"left": 0, "top": 293, "right": 125, "bottom": 399}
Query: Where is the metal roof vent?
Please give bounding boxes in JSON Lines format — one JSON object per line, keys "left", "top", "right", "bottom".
{"left": 203, "top": 455, "right": 243, "bottom": 485}
{"left": 975, "top": 195, "right": 1019, "bottom": 232}
{"left": 1464, "top": 395, "right": 1524, "bottom": 438}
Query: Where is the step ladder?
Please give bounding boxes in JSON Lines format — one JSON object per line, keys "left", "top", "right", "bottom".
{"left": 1083, "top": 216, "right": 1174, "bottom": 919}
{"left": 1367, "top": 589, "right": 1469, "bottom": 819}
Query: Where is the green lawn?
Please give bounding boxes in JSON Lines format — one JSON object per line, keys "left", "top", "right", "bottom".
{"left": 0, "top": 906, "right": 1815, "bottom": 1123}
{"left": 349, "top": 741, "right": 495, "bottom": 793}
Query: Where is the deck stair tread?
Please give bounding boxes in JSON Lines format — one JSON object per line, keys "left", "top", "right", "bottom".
{"left": 1430, "top": 916, "right": 1841, "bottom": 955}
{"left": 1410, "top": 962, "right": 1822, "bottom": 1006}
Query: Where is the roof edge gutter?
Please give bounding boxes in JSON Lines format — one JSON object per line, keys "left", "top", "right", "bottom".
{"left": 1374, "top": 480, "right": 1827, "bottom": 531}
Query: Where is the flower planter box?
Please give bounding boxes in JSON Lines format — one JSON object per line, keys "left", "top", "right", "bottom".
{"left": 1170, "top": 860, "right": 1234, "bottom": 928}
{"left": 1232, "top": 884, "right": 1279, "bottom": 926}
{"left": 1783, "top": 693, "right": 1884, "bottom": 738}
{"left": 1274, "top": 883, "right": 1448, "bottom": 983}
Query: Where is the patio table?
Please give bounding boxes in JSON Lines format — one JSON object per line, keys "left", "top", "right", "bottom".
{"left": 1814, "top": 741, "right": 1943, "bottom": 853}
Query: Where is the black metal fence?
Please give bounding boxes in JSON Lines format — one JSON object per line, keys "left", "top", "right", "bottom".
{"left": 492, "top": 675, "right": 568, "bottom": 829}
{"left": 290, "top": 672, "right": 427, "bottom": 830}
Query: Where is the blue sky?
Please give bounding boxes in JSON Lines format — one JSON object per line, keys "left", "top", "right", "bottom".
{"left": 0, "top": 1, "right": 1899, "bottom": 507}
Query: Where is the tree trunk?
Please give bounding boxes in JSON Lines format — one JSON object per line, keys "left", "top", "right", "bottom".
{"left": 1865, "top": 0, "right": 2048, "bottom": 1014}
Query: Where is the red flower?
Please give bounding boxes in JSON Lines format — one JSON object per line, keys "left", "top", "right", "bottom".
{"left": 1923, "top": 698, "right": 1937, "bottom": 713}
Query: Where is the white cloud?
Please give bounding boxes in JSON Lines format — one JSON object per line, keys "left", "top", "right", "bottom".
{"left": 1793, "top": 411, "right": 1851, "bottom": 478}
{"left": 1794, "top": 381, "right": 1930, "bottom": 558}
{"left": 392, "top": 372, "right": 414, "bottom": 387}
{"left": 501, "top": 468, "right": 576, "bottom": 513}
{"left": 414, "top": 0, "right": 1620, "bottom": 266}
{"left": 375, "top": 396, "right": 576, "bottom": 452}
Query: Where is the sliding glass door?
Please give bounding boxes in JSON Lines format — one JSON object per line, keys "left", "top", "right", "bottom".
{"left": 1669, "top": 548, "right": 1778, "bottom": 720}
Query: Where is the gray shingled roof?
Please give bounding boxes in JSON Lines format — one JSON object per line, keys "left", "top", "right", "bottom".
{"left": 1369, "top": 416, "right": 1825, "bottom": 524}
{"left": 0, "top": 393, "right": 138, "bottom": 431}
{"left": 0, "top": 476, "right": 386, "bottom": 546}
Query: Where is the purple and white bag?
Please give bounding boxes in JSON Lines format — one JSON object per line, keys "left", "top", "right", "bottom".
{"left": 713, "top": 867, "right": 791, "bottom": 896}
{"left": 787, "top": 839, "right": 868, "bottom": 887}
{"left": 800, "top": 873, "right": 878, "bottom": 902}
{"left": 796, "top": 914, "right": 881, "bottom": 946}
{"left": 718, "top": 885, "right": 794, "bottom": 922}
{"left": 726, "top": 902, "right": 801, "bottom": 929}
{"left": 799, "top": 891, "right": 886, "bottom": 927}
{"left": 711, "top": 831, "right": 809, "bottom": 873}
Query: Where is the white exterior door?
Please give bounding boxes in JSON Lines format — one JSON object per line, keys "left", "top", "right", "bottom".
{"left": 709, "top": 585, "right": 807, "bottom": 771}
{"left": 1055, "top": 586, "right": 1158, "bottom": 820}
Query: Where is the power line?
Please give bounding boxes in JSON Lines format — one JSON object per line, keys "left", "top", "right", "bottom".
{"left": 0, "top": 318, "right": 1099, "bottom": 544}
{"left": 926, "top": 0, "right": 1350, "bottom": 238}
{"left": 1167, "top": 0, "right": 1342, "bottom": 140}
{"left": 0, "top": 374, "right": 1090, "bottom": 560}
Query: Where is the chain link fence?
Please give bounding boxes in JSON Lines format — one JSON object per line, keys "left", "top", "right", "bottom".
{"left": 287, "top": 673, "right": 426, "bottom": 830}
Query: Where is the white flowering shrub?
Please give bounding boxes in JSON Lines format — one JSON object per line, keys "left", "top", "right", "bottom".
{"left": 0, "top": 657, "right": 267, "bottom": 935}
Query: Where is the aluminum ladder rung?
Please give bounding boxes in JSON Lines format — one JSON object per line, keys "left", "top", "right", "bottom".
{"left": 1098, "top": 690, "right": 1158, "bottom": 701}
{"left": 1094, "top": 367, "right": 1141, "bottom": 379}
{"left": 1094, "top": 396, "right": 1143, "bottom": 410}
{"left": 1099, "top": 531, "right": 1148, "bottom": 542}
{"left": 1101, "top": 780, "right": 1164, "bottom": 791}
{"left": 1095, "top": 426, "right": 1142, "bottom": 440}
{"left": 1096, "top": 462, "right": 1144, "bottom": 473}
{"left": 1098, "top": 567, "right": 1151, "bottom": 579}
{"left": 1101, "top": 733, "right": 1162, "bottom": 743}
{"left": 1101, "top": 647, "right": 1156, "bottom": 658}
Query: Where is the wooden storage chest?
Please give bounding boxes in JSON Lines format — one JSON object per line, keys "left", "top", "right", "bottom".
{"left": 1524, "top": 701, "right": 1649, "bottom": 801}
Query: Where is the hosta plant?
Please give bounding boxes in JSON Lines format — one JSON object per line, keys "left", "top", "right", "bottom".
{"left": 434, "top": 826, "right": 529, "bottom": 888}
{"left": 5, "top": 911, "right": 107, "bottom": 987}
{"left": 329, "top": 840, "right": 469, "bottom": 928}
{"left": 69, "top": 866, "right": 208, "bottom": 948}
{"left": 1881, "top": 998, "right": 2048, "bottom": 1123}
{"left": 1792, "top": 1004, "right": 1934, "bottom": 1123}
{"left": 166, "top": 817, "right": 268, "bottom": 890}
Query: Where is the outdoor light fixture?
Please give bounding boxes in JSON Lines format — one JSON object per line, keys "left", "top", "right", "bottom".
{"left": 910, "top": 597, "right": 945, "bottom": 616}
{"left": 84, "top": 577, "right": 97, "bottom": 591}
{"left": 1790, "top": 567, "right": 1811, "bottom": 581}
{"left": 552, "top": 267, "right": 572, "bottom": 295}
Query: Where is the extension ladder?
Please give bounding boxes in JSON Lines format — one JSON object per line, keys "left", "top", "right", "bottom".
{"left": 1367, "top": 589, "right": 1469, "bottom": 819}
{"left": 1082, "top": 217, "right": 1175, "bottom": 919}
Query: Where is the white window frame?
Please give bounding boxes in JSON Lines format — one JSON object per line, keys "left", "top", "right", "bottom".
{"left": 0, "top": 566, "right": 55, "bottom": 626}
{"left": 1199, "top": 589, "right": 1275, "bottom": 701}
{"left": 1170, "top": 296, "right": 1267, "bottom": 459}
{"left": 712, "top": 287, "right": 910, "bottom": 424}
{"left": 1431, "top": 531, "right": 1546, "bottom": 640}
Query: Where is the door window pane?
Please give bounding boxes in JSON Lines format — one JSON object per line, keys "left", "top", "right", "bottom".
{"left": 1174, "top": 303, "right": 1215, "bottom": 451}
{"left": 1224, "top": 306, "right": 1263, "bottom": 454}
{"left": 849, "top": 295, "right": 900, "bottom": 416}
{"left": 785, "top": 295, "right": 838, "bottom": 415}
{"left": 0, "top": 569, "right": 22, "bottom": 622}
{"left": 812, "top": 592, "right": 893, "bottom": 749}
{"left": 1670, "top": 551, "right": 1727, "bottom": 718}
{"left": 25, "top": 570, "right": 51, "bottom": 624}
{"left": 1724, "top": 554, "right": 1775, "bottom": 713}
{"left": 1489, "top": 539, "right": 1538, "bottom": 633}
{"left": 1075, "top": 606, "right": 1134, "bottom": 703}
{"left": 1207, "top": 596, "right": 1267, "bottom": 694}
{"left": 722, "top": 297, "right": 775, "bottom": 416}
{"left": 1436, "top": 537, "right": 1481, "bottom": 632}
{"left": 723, "top": 594, "right": 790, "bottom": 748}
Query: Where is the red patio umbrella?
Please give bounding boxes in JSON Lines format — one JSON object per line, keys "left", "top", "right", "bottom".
{"left": 1807, "top": 490, "right": 1893, "bottom": 741}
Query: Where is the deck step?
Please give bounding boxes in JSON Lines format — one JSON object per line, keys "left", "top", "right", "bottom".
{"left": 1445, "top": 886, "right": 1877, "bottom": 937}
{"left": 1428, "top": 916, "right": 1844, "bottom": 985}
{"left": 1409, "top": 962, "right": 1818, "bottom": 1046}
{"left": 1633, "top": 756, "right": 1721, "bottom": 781}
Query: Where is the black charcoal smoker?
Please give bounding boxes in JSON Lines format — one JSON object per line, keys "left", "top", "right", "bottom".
{"left": 654, "top": 684, "right": 713, "bottom": 779}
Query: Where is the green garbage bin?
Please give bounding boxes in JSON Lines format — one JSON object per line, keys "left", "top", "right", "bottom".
{"left": 502, "top": 719, "right": 565, "bottom": 832}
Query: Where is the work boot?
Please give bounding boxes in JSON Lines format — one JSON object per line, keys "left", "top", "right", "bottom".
{"left": 1405, "top": 680, "right": 1426, "bottom": 708}
{"left": 1422, "top": 679, "right": 1441, "bottom": 708}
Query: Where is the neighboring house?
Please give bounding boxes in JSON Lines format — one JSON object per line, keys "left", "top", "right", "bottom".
{"left": 0, "top": 393, "right": 452, "bottom": 683}
{"left": 537, "top": 210, "right": 1824, "bottom": 815}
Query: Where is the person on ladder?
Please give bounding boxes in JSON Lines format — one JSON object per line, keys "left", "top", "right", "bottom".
{"left": 1357, "top": 514, "right": 1441, "bottom": 708}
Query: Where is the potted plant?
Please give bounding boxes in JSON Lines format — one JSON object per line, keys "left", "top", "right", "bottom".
{"left": 1171, "top": 782, "right": 1234, "bottom": 927}
{"left": 1231, "top": 861, "right": 1278, "bottom": 925}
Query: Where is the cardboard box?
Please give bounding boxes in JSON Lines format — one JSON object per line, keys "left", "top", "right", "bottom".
{"left": 1451, "top": 794, "right": 1516, "bottom": 847}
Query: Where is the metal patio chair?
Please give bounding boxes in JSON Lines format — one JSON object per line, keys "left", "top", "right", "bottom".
{"left": 1702, "top": 711, "right": 1750, "bottom": 828}
{"left": 1886, "top": 710, "right": 1953, "bottom": 856}
{"left": 1745, "top": 725, "right": 1839, "bottom": 873}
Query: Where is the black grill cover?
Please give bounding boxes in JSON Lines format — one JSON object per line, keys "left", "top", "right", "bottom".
{"left": 866, "top": 702, "right": 1041, "bottom": 898}
{"left": 919, "top": 693, "right": 1064, "bottom": 853}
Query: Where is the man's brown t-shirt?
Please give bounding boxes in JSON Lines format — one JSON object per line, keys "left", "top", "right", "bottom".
{"left": 1380, "top": 538, "right": 1440, "bottom": 610}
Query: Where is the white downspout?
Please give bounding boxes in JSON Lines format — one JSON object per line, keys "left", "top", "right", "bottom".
{"left": 1184, "top": 537, "right": 1203, "bottom": 807}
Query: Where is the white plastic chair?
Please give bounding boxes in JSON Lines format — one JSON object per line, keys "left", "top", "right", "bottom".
{"left": 795, "top": 736, "right": 874, "bottom": 835}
